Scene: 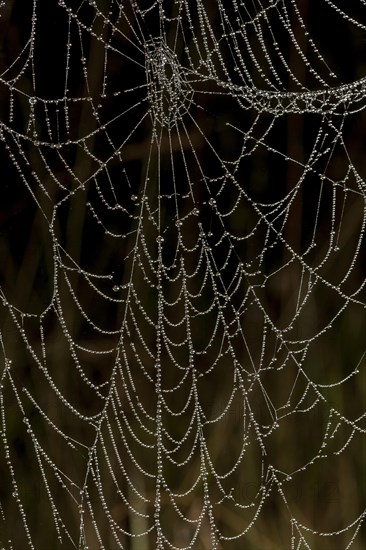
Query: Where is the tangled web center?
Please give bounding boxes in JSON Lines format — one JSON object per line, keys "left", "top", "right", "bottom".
{"left": 145, "top": 39, "right": 194, "bottom": 128}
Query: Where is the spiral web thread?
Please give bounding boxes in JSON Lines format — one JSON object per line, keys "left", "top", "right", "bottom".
{"left": 0, "top": 0, "right": 366, "bottom": 548}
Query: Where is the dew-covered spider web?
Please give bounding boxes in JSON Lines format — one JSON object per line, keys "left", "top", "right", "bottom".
{"left": 1, "top": 0, "right": 366, "bottom": 548}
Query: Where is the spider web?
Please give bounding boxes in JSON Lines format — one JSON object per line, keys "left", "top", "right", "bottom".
{"left": 0, "top": 0, "right": 366, "bottom": 548}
